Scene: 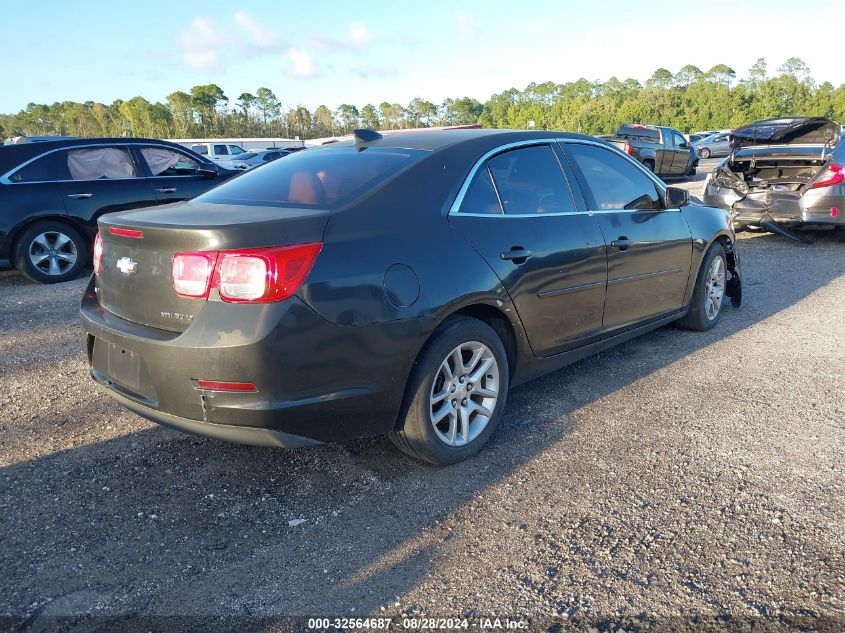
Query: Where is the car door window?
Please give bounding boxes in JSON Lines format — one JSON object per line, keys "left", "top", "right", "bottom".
{"left": 139, "top": 147, "right": 201, "bottom": 176}
{"left": 457, "top": 165, "right": 502, "bottom": 214}
{"left": 673, "top": 133, "right": 687, "bottom": 148}
{"left": 566, "top": 143, "right": 662, "bottom": 211}
{"left": 214, "top": 144, "right": 229, "bottom": 156}
{"left": 8, "top": 153, "right": 54, "bottom": 182}
{"left": 228, "top": 145, "right": 244, "bottom": 155}
{"left": 486, "top": 145, "right": 575, "bottom": 215}
{"left": 59, "top": 147, "right": 137, "bottom": 180}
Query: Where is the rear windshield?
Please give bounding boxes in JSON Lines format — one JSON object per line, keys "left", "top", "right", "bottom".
{"left": 616, "top": 126, "right": 660, "bottom": 143}
{"left": 197, "top": 145, "right": 427, "bottom": 208}
{"left": 190, "top": 145, "right": 208, "bottom": 155}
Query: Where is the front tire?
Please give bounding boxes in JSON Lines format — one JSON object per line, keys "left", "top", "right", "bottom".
{"left": 675, "top": 242, "right": 728, "bottom": 331}
{"left": 699, "top": 147, "right": 711, "bottom": 159}
{"left": 14, "top": 221, "right": 88, "bottom": 284}
{"left": 389, "top": 317, "right": 509, "bottom": 465}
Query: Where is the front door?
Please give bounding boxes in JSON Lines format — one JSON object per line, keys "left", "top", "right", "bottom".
{"left": 448, "top": 143, "right": 608, "bottom": 357}
{"left": 132, "top": 145, "right": 219, "bottom": 203}
{"left": 561, "top": 141, "right": 692, "bottom": 331}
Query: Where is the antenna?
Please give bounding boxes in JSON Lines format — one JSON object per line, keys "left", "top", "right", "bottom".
{"left": 353, "top": 129, "right": 383, "bottom": 151}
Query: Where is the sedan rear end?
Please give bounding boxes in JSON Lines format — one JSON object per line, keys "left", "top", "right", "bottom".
{"left": 703, "top": 117, "right": 845, "bottom": 233}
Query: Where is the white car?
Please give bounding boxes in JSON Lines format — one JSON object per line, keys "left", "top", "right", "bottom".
{"left": 188, "top": 142, "right": 248, "bottom": 169}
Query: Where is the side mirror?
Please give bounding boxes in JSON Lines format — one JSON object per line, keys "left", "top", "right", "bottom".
{"left": 665, "top": 186, "right": 689, "bottom": 208}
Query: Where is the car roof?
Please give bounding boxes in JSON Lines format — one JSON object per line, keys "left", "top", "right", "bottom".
{"left": 0, "top": 137, "right": 199, "bottom": 174}
{"left": 327, "top": 128, "right": 596, "bottom": 152}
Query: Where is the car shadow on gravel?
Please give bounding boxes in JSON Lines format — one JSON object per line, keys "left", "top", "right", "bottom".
{"left": 1, "top": 232, "right": 843, "bottom": 627}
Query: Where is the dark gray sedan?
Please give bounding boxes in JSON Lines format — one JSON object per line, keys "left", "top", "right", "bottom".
{"left": 694, "top": 132, "right": 731, "bottom": 159}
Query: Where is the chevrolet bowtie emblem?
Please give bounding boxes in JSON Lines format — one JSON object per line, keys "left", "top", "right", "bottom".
{"left": 116, "top": 256, "right": 138, "bottom": 275}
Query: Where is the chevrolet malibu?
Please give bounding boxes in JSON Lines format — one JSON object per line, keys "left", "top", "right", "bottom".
{"left": 80, "top": 129, "right": 742, "bottom": 465}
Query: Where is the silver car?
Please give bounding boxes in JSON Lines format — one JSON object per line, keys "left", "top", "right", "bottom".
{"left": 702, "top": 117, "right": 844, "bottom": 238}
{"left": 694, "top": 132, "right": 731, "bottom": 159}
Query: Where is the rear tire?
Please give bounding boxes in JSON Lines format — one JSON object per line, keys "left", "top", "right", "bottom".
{"left": 389, "top": 317, "right": 509, "bottom": 465}
{"left": 675, "top": 242, "right": 727, "bottom": 331}
{"left": 14, "top": 221, "right": 88, "bottom": 284}
{"left": 699, "top": 147, "right": 711, "bottom": 159}
{"left": 643, "top": 159, "right": 655, "bottom": 173}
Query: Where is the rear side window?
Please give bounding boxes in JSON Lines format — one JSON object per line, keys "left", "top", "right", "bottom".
{"left": 486, "top": 145, "right": 575, "bottom": 215}
{"left": 59, "top": 148, "right": 137, "bottom": 180}
{"left": 214, "top": 144, "right": 229, "bottom": 155}
{"left": 196, "top": 146, "right": 426, "bottom": 208}
{"left": 565, "top": 143, "right": 662, "bottom": 211}
{"left": 9, "top": 153, "right": 54, "bottom": 182}
{"left": 458, "top": 166, "right": 502, "bottom": 214}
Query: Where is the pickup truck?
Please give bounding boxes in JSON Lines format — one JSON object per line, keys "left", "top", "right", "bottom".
{"left": 603, "top": 124, "right": 697, "bottom": 177}
{"left": 185, "top": 142, "right": 248, "bottom": 169}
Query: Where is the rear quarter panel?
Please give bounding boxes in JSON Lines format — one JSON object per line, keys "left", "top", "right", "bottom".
{"left": 0, "top": 181, "right": 68, "bottom": 259}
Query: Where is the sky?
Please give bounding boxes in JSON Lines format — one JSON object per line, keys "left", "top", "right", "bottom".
{"left": 3, "top": 0, "right": 835, "bottom": 114}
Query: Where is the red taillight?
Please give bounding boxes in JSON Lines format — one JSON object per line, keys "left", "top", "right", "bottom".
{"left": 93, "top": 232, "right": 103, "bottom": 275}
{"left": 172, "top": 252, "right": 218, "bottom": 298}
{"left": 215, "top": 243, "right": 323, "bottom": 303}
{"left": 623, "top": 142, "right": 633, "bottom": 156}
{"left": 811, "top": 163, "right": 844, "bottom": 189}
{"left": 171, "top": 243, "right": 322, "bottom": 303}
{"left": 196, "top": 379, "right": 257, "bottom": 392}
{"left": 109, "top": 227, "right": 144, "bottom": 239}
{"left": 832, "top": 207, "right": 840, "bottom": 217}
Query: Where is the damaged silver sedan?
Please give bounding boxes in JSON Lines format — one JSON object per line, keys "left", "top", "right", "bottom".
{"left": 702, "top": 117, "right": 844, "bottom": 240}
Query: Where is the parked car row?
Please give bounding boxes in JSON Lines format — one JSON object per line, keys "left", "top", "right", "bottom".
{"left": 5, "top": 119, "right": 839, "bottom": 464}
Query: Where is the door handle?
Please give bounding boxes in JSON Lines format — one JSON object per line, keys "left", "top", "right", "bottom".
{"left": 156, "top": 187, "right": 177, "bottom": 194}
{"left": 66, "top": 193, "right": 93, "bottom": 199}
{"left": 500, "top": 246, "right": 533, "bottom": 264}
{"left": 610, "top": 237, "right": 631, "bottom": 251}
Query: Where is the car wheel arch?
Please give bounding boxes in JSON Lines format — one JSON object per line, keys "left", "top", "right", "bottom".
{"left": 9, "top": 214, "right": 90, "bottom": 265}
{"left": 392, "top": 301, "right": 521, "bottom": 433}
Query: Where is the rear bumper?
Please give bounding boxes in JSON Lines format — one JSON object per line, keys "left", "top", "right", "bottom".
{"left": 93, "top": 375, "right": 322, "bottom": 447}
{"left": 80, "top": 277, "right": 429, "bottom": 445}
{"left": 703, "top": 180, "right": 845, "bottom": 228}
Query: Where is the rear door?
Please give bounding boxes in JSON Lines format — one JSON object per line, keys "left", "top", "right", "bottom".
{"left": 448, "top": 142, "right": 608, "bottom": 357}
{"left": 561, "top": 141, "right": 692, "bottom": 331}
{"left": 56, "top": 145, "right": 158, "bottom": 226}
{"left": 133, "top": 145, "right": 222, "bottom": 203}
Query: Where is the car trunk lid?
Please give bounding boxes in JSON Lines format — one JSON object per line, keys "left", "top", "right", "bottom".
{"left": 730, "top": 117, "right": 840, "bottom": 150}
{"left": 96, "top": 201, "right": 330, "bottom": 332}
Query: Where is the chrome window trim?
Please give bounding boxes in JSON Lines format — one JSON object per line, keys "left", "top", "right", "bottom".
{"left": 448, "top": 136, "right": 671, "bottom": 218}
{"left": 0, "top": 142, "right": 207, "bottom": 185}
{"left": 449, "top": 138, "right": 573, "bottom": 217}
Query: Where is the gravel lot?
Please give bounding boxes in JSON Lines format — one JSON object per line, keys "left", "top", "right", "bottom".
{"left": 1, "top": 166, "right": 843, "bottom": 631}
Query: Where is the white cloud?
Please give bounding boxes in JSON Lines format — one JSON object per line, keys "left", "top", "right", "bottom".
{"left": 234, "top": 10, "right": 282, "bottom": 49}
{"left": 347, "top": 22, "right": 374, "bottom": 47}
{"left": 286, "top": 48, "right": 322, "bottom": 78}
{"left": 312, "top": 22, "right": 375, "bottom": 52}
{"left": 454, "top": 11, "right": 479, "bottom": 37}
{"left": 179, "top": 17, "right": 228, "bottom": 69}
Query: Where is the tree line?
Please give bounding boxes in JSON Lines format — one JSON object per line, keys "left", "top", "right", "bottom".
{"left": 2, "top": 58, "right": 843, "bottom": 141}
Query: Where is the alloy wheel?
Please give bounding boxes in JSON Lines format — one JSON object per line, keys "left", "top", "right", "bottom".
{"left": 429, "top": 341, "right": 500, "bottom": 447}
{"left": 704, "top": 255, "right": 725, "bottom": 320}
{"left": 28, "top": 231, "right": 78, "bottom": 276}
